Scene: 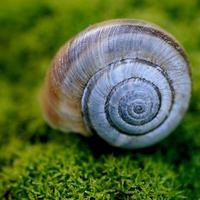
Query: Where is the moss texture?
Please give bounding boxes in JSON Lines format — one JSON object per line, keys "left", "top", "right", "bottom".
{"left": 0, "top": 0, "right": 200, "bottom": 199}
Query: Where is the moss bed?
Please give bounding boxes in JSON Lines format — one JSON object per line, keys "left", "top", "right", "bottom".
{"left": 0, "top": 0, "right": 200, "bottom": 199}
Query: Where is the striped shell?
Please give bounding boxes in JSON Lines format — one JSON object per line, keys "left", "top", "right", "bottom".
{"left": 41, "top": 19, "right": 191, "bottom": 149}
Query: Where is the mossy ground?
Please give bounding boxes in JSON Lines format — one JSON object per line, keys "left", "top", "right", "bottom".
{"left": 0, "top": 0, "right": 200, "bottom": 199}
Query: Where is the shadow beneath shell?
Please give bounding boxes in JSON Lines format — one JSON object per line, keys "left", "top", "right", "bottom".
{"left": 81, "top": 134, "right": 160, "bottom": 158}
{"left": 22, "top": 112, "right": 197, "bottom": 168}
{"left": 80, "top": 120, "right": 196, "bottom": 168}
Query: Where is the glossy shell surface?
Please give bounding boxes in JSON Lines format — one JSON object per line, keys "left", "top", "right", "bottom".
{"left": 42, "top": 19, "right": 191, "bottom": 149}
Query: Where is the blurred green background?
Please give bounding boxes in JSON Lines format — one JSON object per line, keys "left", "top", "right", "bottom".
{"left": 0, "top": 0, "right": 200, "bottom": 199}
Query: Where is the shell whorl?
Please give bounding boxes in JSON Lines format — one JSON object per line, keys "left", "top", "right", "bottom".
{"left": 42, "top": 19, "right": 191, "bottom": 149}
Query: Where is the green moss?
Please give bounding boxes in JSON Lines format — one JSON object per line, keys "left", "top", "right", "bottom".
{"left": 0, "top": 0, "right": 200, "bottom": 199}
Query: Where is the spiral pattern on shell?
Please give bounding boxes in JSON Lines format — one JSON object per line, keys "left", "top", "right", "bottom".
{"left": 41, "top": 19, "right": 191, "bottom": 149}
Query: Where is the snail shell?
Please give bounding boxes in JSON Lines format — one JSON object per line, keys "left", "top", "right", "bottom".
{"left": 41, "top": 19, "right": 191, "bottom": 149}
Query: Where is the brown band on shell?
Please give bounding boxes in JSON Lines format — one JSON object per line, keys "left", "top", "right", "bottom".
{"left": 41, "top": 87, "right": 62, "bottom": 128}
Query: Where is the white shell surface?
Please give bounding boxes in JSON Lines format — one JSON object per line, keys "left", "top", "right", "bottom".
{"left": 42, "top": 19, "right": 191, "bottom": 148}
